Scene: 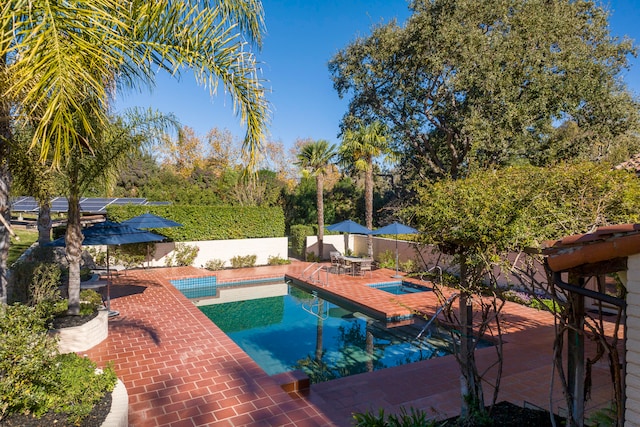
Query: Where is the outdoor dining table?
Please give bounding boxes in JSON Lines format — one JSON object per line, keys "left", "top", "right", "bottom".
{"left": 341, "top": 256, "right": 369, "bottom": 276}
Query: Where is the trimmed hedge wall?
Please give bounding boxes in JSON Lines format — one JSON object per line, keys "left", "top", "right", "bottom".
{"left": 107, "top": 205, "right": 285, "bottom": 241}
{"left": 290, "top": 224, "right": 315, "bottom": 257}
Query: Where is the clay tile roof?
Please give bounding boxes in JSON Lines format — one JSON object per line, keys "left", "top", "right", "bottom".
{"left": 542, "top": 223, "right": 640, "bottom": 272}
{"left": 615, "top": 153, "right": 640, "bottom": 175}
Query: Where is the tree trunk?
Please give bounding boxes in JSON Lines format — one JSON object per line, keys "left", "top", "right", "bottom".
{"left": 38, "top": 200, "right": 52, "bottom": 245}
{"left": 365, "top": 162, "right": 373, "bottom": 258}
{"left": 66, "top": 181, "right": 83, "bottom": 315}
{"left": 458, "top": 255, "right": 484, "bottom": 419}
{"left": 0, "top": 61, "right": 12, "bottom": 305}
{"left": 0, "top": 156, "right": 10, "bottom": 306}
{"left": 316, "top": 173, "right": 325, "bottom": 260}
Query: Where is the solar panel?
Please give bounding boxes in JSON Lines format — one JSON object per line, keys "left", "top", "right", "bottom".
{"left": 10, "top": 197, "right": 39, "bottom": 212}
{"left": 11, "top": 197, "right": 169, "bottom": 213}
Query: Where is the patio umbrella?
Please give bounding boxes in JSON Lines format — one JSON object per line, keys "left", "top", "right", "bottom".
{"left": 49, "top": 221, "right": 165, "bottom": 316}
{"left": 372, "top": 221, "right": 419, "bottom": 278}
{"left": 326, "top": 220, "right": 371, "bottom": 254}
{"left": 122, "top": 213, "right": 182, "bottom": 266}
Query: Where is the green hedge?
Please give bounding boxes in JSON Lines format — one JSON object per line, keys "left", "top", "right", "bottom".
{"left": 290, "top": 224, "right": 315, "bottom": 257}
{"left": 107, "top": 205, "right": 285, "bottom": 241}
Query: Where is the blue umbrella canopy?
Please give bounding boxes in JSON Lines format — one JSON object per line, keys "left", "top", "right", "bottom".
{"left": 48, "top": 220, "right": 165, "bottom": 246}
{"left": 371, "top": 221, "right": 419, "bottom": 236}
{"left": 122, "top": 213, "right": 182, "bottom": 229}
{"left": 371, "top": 222, "right": 419, "bottom": 278}
{"left": 326, "top": 219, "right": 372, "bottom": 234}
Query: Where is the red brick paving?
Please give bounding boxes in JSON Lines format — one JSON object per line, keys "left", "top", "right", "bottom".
{"left": 84, "top": 262, "right": 619, "bottom": 426}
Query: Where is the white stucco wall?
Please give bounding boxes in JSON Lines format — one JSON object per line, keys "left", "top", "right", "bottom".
{"left": 144, "top": 237, "right": 288, "bottom": 268}
{"left": 625, "top": 254, "right": 640, "bottom": 426}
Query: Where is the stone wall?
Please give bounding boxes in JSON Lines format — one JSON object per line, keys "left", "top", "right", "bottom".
{"left": 624, "top": 254, "right": 640, "bottom": 426}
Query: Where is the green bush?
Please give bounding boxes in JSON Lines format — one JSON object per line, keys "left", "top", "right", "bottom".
{"left": 204, "top": 259, "right": 226, "bottom": 270}
{"left": 0, "top": 304, "right": 59, "bottom": 419}
{"left": 353, "top": 407, "right": 438, "bottom": 427}
{"left": 290, "top": 224, "right": 315, "bottom": 257}
{"left": 52, "top": 355, "right": 117, "bottom": 424}
{"left": 0, "top": 304, "right": 117, "bottom": 424}
{"left": 400, "top": 259, "right": 418, "bottom": 274}
{"left": 305, "top": 252, "right": 319, "bottom": 262}
{"left": 230, "top": 254, "right": 257, "bottom": 268}
{"left": 165, "top": 243, "right": 199, "bottom": 267}
{"left": 107, "top": 205, "right": 286, "bottom": 241}
{"left": 267, "top": 255, "right": 290, "bottom": 265}
{"left": 376, "top": 250, "right": 396, "bottom": 269}
{"left": 530, "top": 298, "right": 563, "bottom": 313}
{"left": 9, "top": 261, "right": 62, "bottom": 307}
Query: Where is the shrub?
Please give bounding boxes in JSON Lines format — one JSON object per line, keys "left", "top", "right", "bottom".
{"left": 204, "top": 259, "right": 226, "bottom": 270}
{"left": 352, "top": 407, "right": 438, "bottom": 427}
{"left": 530, "top": 298, "right": 563, "bottom": 313}
{"left": 165, "top": 243, "right": 199, "bottom": 267}
{"left": 9, "top": 261, "right": 62, "bottom": 306}
{"left": 0, "top": 304, "right": 59, "bottom": 419}
{"left": 230, "top": 254, "right": 257, "bottom": 268}
{"left": 267, "top": 255, "right": 290, "bottom": 265}
{"left": 290, "top": 224, "right": 315, "bottom": 257}
{"left": 52, "top": 355, "right": 117, "bottom": 424}
{"left": 400, "top": 259, "right": 418, "bottom": 274}
{"left": 305, "top": 252, "right": 319, "bottom": 262}
{"left": 0, "top": 304, "right": 117, "bottom": 424}
{"left": 502, "top": 289, "right": 532, "bottom": 305}
{"left": 111, "top": 243, "right": 148, "bottom": 269}
{"left": 376, "top": 250, "right": 395, "bottom": 269}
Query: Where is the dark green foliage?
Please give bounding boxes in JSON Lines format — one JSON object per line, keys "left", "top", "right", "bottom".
{"left": 0, "top": 304, "right": 117, "bottom": 423}
{"left": 0, "top": 304, "right": 58, "bottom": 419}
{"left": 52, "top": 355, "right": 117, "bottom": 424}
{"left": 107, "top": 204, "right": 285, "bottom": 241}
{"left": 352, "top": 407, "right": 437, "bottom": 427}
{"left": 9, "top": 261, "right": 61, "bottom": 307}
{"left": 330, "top": 0, "right": 640, "bottom": 180}
{"left": 290, "top": 224, "right": 315, "bottom": 257}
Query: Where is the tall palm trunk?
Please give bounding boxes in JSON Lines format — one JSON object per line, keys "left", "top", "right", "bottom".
{"left": 0, "top": 50, "right": 12, "bottom": 304}
{"left": 38, "top": 201, "right": 52, "bottom": 245}
{"left": 65, "top": 171, "right": 83, "bottom": 315}
{"left": 365, "top": 161, "right": 374, "bottom": 258}
{"left": 316, "top": 173, "right": 325, "bottom": 260}
{"left": 0, "top": 145, "right": 10, "bottom": 306}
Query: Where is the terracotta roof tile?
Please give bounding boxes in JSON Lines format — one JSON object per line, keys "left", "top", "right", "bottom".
{"left": 615, "top": 153, "right": 640, "bottom": 175}
{"left": 543, "top": 224, "right": 640, "bottom": 272}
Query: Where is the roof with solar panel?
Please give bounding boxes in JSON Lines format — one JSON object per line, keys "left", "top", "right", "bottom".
{"left": 11, "top": 197, "right": 169, "bottom": 214}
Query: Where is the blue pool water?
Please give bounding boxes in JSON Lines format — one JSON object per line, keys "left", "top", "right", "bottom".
{"left": 190, "top": 280, "right": 486, "bottom": 383}
{"left": 367, "top": 281, "right": 432, "bottom": 295}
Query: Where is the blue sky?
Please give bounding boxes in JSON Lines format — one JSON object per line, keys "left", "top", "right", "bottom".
{"left": 114, "top": 0, "right": 640, "bottom": 150}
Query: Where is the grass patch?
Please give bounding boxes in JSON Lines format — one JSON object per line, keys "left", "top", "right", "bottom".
{"left": 9, "top": 229, "right": 39, "bottom": 265}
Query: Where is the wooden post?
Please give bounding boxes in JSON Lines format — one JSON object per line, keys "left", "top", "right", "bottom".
{"left": 567, "top": 273, "right": 585, "bottom": 427}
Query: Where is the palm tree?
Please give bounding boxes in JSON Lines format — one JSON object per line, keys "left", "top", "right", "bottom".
{"left": 295, "top": 140, "right": 337, "bottom": 261}
{"left": 60, "top": 110, "right": 178, "bottom": 315}
{"left": 339, "top": 121, "right": 391, "bottom": 258}
{"left": 0, "top": 0, "right": 268, "bottom": 306}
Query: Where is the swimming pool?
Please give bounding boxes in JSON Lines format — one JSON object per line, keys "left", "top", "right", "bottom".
{"left": 367, "top": 281, "right": 432, "bottom": 295}
{"left": 190, "top": 280, "right": 486, "bottom": 383}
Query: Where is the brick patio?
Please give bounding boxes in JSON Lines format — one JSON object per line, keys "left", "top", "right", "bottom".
{"left": 84, "top": 262, "right": 620, "bottom": 426}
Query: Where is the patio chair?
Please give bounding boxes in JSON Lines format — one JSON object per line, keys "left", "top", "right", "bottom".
{"left": 339, "top": 257, "right": 353, "bottom": 276}
{"left": 358, "top": 258, "right": 373, "bottom": 277}
{"left": 330, "top": 251, "right": 342, "bottom": 274}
